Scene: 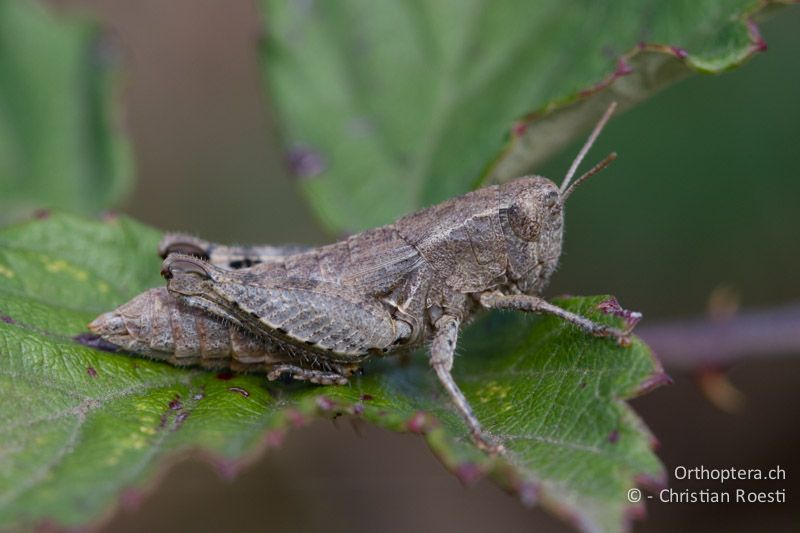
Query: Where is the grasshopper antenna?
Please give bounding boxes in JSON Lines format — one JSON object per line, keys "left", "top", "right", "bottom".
{"left": 561, "top": 152, "right": 617, "bottom": 202}
{"left": 560, "top": 101, "right": 618, "bottom": 195}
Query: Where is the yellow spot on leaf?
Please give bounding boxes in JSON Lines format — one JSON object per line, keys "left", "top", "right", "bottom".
{"left": 44, "top": 259, "right": 89, "bottom": 282}
{"left": 98, "top": 281, "right": 110, "bottom": 294}
{"left": 0, "top": 265, "right": 14, "bottom": 279}
{"left": 478, "top": 381, "right": 512, "bottom": 404}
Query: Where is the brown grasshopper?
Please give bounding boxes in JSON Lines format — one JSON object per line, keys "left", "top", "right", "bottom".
{"left": 90, "top": 103, "right": 632, "bottom": 453}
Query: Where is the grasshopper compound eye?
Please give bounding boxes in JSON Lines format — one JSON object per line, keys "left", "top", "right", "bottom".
{"left": 507, "top": 184, "right": 559, "bottom": 242}
{"left": 544, "top": 189, "right": 559, "bottom": 208}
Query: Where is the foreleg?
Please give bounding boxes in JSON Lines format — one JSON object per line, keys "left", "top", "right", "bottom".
{"left": 480, "top": 292, "right": 632, "bottom": 343}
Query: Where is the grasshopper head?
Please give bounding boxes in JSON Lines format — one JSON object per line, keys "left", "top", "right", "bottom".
{"left": 500, "top": 177, "right": 565, "bottom": 292}
{"left": 502, "top": 102, "right": 619, "bottom": 293}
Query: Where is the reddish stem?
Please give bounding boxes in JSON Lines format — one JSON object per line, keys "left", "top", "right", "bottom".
{"left": 637, "top": 303, "right": 800, "bottom": 368}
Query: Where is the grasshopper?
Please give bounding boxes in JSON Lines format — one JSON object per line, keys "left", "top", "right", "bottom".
{"left": 90, "top": 103, "right": 633, "bottom": 453}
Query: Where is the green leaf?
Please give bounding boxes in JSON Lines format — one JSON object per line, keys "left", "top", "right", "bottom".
{"left": 0, "top": 0, "right": 132, "bottom": 224}
{"left": 258, "top": 0, "right": 795, "bottom": 233}
{"left": 0, "top": 213, "right": 666, "bottom": 533}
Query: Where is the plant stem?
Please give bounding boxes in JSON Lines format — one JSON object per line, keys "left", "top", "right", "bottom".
{"left": 637, "top": 303, "right": 800, "bottom": 368}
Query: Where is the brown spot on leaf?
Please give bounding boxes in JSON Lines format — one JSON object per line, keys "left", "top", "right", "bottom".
{"left": 175, "top": 412, "right": 189, "bottom": 429}
{"left": 228, "top": 387, "right": 249, "bottom": 398}
{"left": 86, "top": 367, "right": 97, "bottom": 378}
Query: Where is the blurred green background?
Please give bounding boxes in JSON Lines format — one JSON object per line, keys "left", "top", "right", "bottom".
{"left": 7, "top": 1, "right": 800, "bottom": 531}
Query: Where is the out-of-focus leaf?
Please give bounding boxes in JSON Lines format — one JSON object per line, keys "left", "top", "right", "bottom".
{"left": 258, "top": 0, "right": 795, "bottom": 233}
{"left": 0, "top": 0, "right": 131, "bottom": 223}
{"left": 0, "top": 213, "right": 666, "bottom": 532}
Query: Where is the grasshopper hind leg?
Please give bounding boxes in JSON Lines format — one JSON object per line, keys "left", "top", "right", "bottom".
{"left": 158, "top": 233, "right": 309, "bottom": 270}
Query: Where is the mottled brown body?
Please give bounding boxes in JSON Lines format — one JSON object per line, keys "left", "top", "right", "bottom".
{"left": 90, "top": 104, "right": 631, "bottom": 452}
{"left": 151, "top": 177, "right": 565, "bottom": 365}
{"left": 93, "top": 287, "right": 360, "bottom": 381}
